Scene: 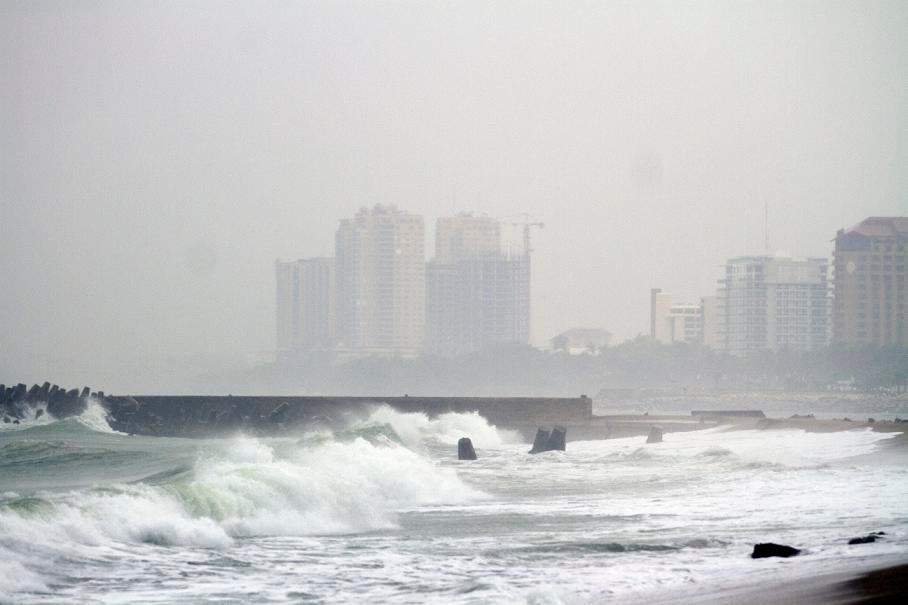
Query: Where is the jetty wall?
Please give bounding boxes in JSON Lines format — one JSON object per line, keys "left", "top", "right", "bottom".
{"left": 104, "top": 394, "right": 593, "bottom": 437}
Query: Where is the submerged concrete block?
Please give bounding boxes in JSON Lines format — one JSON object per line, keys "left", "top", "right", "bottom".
{"left": 457, "top": 437, "right": 477, "bottom": 460}
{"left": 646, "top": 426, "right": 663, "bottom": 444}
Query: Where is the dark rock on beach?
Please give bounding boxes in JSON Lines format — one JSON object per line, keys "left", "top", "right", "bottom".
{"left": 751, "top": 543, "right": 801, "bottom": 558}
{"left": 849, "top": 531, "right": 885, "bottom": 545}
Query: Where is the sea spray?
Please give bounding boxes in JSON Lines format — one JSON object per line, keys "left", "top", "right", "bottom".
{"left": 360, "top": 405, "right": 521, "bottom": 449}
{"left": 74, "top": 399, "right": 116, "bottom": 434}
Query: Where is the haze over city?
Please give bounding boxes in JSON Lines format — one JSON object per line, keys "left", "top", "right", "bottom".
{"left": 4, "top": 3, "right": 908, "bottom": 605}
{"left": 2, "top": 0, "right": 906, "bottom": 389}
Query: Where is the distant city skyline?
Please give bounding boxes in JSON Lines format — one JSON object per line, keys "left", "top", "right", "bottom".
{"left": 3, "top": 1, "right": 906, "bottom": 387}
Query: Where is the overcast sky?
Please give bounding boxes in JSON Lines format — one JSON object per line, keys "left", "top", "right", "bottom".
{"left": 2, "top": 0, "right": 906, "bottom": 385}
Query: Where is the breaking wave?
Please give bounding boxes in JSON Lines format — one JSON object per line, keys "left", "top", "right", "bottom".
{"left": 0, "top": 408, "right": 502, "bottom": 599}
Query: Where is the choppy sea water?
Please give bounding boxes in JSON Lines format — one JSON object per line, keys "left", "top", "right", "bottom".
{"left": 1, "top": 403, "right": 906, "bottom": 604}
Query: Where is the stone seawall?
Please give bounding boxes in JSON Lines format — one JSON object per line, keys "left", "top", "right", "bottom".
{"left": 104, "top": 395, "right": 593, "bottom": 437}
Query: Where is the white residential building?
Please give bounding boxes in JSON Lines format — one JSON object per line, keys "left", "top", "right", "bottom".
{"left": 275, "top": 257, "right": 335, "bottom": 352}
{"left": 718, "top": 256, "right": 829, "bottom": 355}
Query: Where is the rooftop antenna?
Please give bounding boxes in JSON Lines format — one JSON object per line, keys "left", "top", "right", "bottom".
{"left": 764, "top": 201, "right": 770, "bottom": 257}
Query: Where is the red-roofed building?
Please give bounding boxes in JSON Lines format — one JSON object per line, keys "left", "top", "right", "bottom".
{"left": 833, "top": 217, "right": 908, "bottom": 346}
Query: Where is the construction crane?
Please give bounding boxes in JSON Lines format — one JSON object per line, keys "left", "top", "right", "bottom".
{"left": 502, "top": 213, "right": 544, "bottom": 256}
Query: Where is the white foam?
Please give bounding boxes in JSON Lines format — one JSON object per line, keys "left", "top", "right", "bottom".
{"left": 0, "top": 398, "right": 119, "bottom": 434}
{"left": 0, "top": 555, "right": 48, "bottom": 600}
{"left": 0, "top": 428, "right": 481, "bottom": 565}
{"left": 75, "top": 399, "right": 117, "bottom": 433}
{"left": 361, "top": 405, "right": 521, "bottom": 449}
{"left": 0, "top": 404, "right": 54, "bottom": 431}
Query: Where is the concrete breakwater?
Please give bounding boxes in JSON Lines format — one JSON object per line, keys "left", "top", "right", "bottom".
{"left": 2, "top": 381, "right": 100, "bottom": 424}
{"left": 101, "top": 394, "right": 595, "bottom": 438}
{"left": 3, "top": 381, "right": 593, "bottom": 437}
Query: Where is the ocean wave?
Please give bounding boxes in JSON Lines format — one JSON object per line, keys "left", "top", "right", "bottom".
{"left": 0, "top": 439, "right": 127, "bottom": 469}
{"left": 0, "top": 411, "right": 497, "bottom": 598}
{"left": 0, "top": 434, "right": 480, "bottom": 544}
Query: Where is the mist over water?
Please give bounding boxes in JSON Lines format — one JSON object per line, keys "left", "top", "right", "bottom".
{"left": 1, "top": 405, "right": 905, "bottom": 603}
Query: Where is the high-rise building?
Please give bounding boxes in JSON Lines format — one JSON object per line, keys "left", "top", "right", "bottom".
{"left": 426, "top": 215, "right": 529, "bottom": 356}
{"left": 650, "top": 289, "right": 673, "bottom": 343}
{"left": 275, "top": 257, "right": 335, "bottom": 352}
{"left": 700, "top": 295, "right": 720, "bottom": 349}
{"left": 650, "top": 289, "right": 705, "bottom": 345}
{"left": 434, "top": 213, "right": 501, "bottom": 263}
{"left": 335, "top": 205, "right": 425, "bottom": 357}
{"left": 833, "top": 217, "right": 908, "bottom": 346}
{"left": 718, "top": 256, "right": 829, "bottom": 355}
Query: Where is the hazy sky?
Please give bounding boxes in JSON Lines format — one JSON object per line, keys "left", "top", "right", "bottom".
{"left": 2, "top": 1, "right": 906, "bottom": 384}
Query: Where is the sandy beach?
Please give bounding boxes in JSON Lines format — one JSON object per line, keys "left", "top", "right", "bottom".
{"left": 640, "top": 560, "right": 908, "bottom": 605}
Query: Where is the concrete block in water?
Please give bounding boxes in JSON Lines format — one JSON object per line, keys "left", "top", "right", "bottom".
{"left": 545, "top": 426, "right": 566, "bottom": 451}
{"left": 47, "top": 390, "right": 88, "bottom": 419}
{"left": 458, "top": 437, "right": 477, "bottom": 460}
{"left": 529, "top": 426, "right": 566, "bottom": 454}
{"left": 26, "top": 384, "right": 42, "bottom": 402}
{"left": 80, "top": 387, "right": 91, "bottom": 399}
{"left": 13, "top": 384, "right": 27, "bottom": 403}
{"left": 529, "top": 428, "right": 551, "bottom": 454}
{"left": 646, "top": 426, "right": 663, "bottom": 444}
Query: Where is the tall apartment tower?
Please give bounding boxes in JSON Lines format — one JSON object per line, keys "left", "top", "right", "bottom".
{"left": 719, "top": 256, "right": 829, "bottom": 355}
{"left": 700, "top": 295, "right": 720, "bottom": 349}
{"left": 275, "top": 257, "right": 335, "bottom": 352}
{"left": 650, "top": 288, "right": 673, "bottom": 343}
{"left": 426, "top": 214, "right": 529, "bottom": 356}
{"left": 833, "top": 217, "right": 908, "bottom": 346}
{"left": 435, "top": 214, "right": 501, "bottom": 263}
{"left": 335, "top": 205, "right": 425, "bottom": 357}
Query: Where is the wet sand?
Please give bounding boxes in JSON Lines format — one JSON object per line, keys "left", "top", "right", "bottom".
{"left": 654, "top": 561, "right": 908, "bottom": 605}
